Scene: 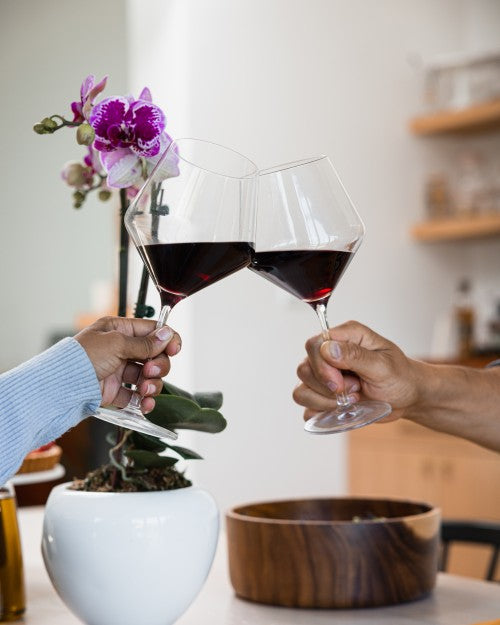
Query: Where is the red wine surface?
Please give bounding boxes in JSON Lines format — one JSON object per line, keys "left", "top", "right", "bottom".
{"left": 250, "top": 249, "right": 353, "bottom": 306}
{"left": 141, "top": 242, "right": 252, "bottom": 308}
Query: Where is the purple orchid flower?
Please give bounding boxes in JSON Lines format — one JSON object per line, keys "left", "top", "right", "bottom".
{"left": 90, "top": 87, "right": 178, "bottom": 188}
{"left": 71, "top": 75, "right": 107, "bottom": 123}
{"left": 89, "top": 87, "right": 165, "bottom": 158}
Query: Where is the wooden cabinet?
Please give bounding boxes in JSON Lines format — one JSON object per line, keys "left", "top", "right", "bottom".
{"left": 348, "top": 418, "right": 500, "bottom": 580}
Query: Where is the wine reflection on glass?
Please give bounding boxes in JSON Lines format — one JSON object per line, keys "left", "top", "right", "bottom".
{"left": 250, "top": 156, "right": 391, "bottom": 433}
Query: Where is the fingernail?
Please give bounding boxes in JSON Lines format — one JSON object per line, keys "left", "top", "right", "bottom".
{"left": 348, "top": 382, "right": 360, "bottom": 394}
{"left": 147, "top": 383, "right": 156, "bottom": 395}
{"left": 149, "top": 365, "right": 161, "bottom": 376}
{"left": 175, "top": 343, "right": 181, "bottom": 355}
{"left": 329, "top": 341, "right": 342, "bottom": 359}
{"left": 155, "top": 326, "right": 173, "bottom": 342}
{"left": 347, "top": 394, "right": 357, "bottom": 404}
{"left": 326, "top": 381, "right": 337, "bottom": 393}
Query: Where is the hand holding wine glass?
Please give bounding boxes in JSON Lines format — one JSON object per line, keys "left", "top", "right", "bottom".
{"left": 250, "top": 156, "right": 391, "bottom": 433}
{"left": 75, "top": 317, "right": 181, "bottom": 413}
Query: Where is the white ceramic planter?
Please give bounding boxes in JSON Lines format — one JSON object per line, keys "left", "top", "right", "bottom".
{"left": 42, "top": 483, "right": 219, "bottom": 625}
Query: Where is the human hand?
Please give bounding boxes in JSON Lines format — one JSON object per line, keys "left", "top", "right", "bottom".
{"left": 293, "top": 320, "right": 423, "bottom": 423}
{"left": 75, "top": 316, "right": 181, "bottom": 413}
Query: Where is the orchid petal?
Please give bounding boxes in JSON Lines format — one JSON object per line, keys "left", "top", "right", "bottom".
{"left": 138, "top": 87, "right": 152, "bottom": 103}
{"left": 89, "top": 96, "right": 130, "bottom": 149}
{"left": 80, "top": 75, "right": 95, "bottom": 100}
{"left": 146, "top": 133, "right": 179, "bottom": 181}
{"left": 87, "top": 75, "right": 108, "bottom": 102}
{"left": 71, "top": 101, "right": 84, "bottom": 123}
{"left": 101, "top": 150, "right": 143, "bottom": 188}
{"left": 82, "top": 75, "right": 108, "bottom": 119}
{"left": 100, "top": 146, "right": 132, "bottom": 170}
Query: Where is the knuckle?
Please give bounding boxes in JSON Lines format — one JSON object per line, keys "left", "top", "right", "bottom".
{"left": 296, "top": 361, "right": 309, "bottom": 380}
{"left": 101, "top": 315, "right": 116, "bottom": 329}
{"left": 341, "top": 319, "right": 358, "bottom": 332}
{"left": 292, "top": 384, "right": 305, "bottom": 404}
{"left": 305, "top": 334, "right": 321, "bottom": 354}
{"left": 142, "top": 336, "right": 154, "bottom": 360}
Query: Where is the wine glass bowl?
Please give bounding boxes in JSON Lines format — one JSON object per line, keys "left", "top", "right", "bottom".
{"left": 250, "top": 156, "right": 391, "bottom": 433}
{"left": 126, "top": 138, "right": 257, "bottom": 317}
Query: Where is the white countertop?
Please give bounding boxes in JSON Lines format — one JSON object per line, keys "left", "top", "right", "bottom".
{"left": 18, "top": 506, "right": 500, "bottom": 624}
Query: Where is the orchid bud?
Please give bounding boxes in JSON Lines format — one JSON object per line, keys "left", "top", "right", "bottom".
{"left": 62, "top": 162, "right": 87, "bottom": 187}
{"left": 41, "top": 117, "right": 58, "bottom": 132}
{"left": 73, "top": 190, "right": 85, "bottom": 209}
{"left": 98, "top": 189, "right": 112, "bottom": 201}
{"left": 76, "top": 122, "right": 95, "bottom": 146}
{"left": 33, "top": 123, "right": 47, "bottom": 134}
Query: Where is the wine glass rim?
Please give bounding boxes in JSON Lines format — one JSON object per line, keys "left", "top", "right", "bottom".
{"left": 162, "top": 137, "right": 258, "bottom": 180}
{"left": 259, "top": 155, "right": 328, "bottom": 176}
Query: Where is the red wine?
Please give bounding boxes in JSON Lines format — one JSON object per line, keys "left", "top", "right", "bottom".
{"left": 141, "top": 242, "right": 252, "bottom": 308}
{"left": 250, "top": 249, "right": 353, "bottom": 307}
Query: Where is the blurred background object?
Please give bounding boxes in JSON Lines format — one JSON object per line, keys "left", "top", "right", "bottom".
{"left": 1, "top": 0, "right": 499, "bottom": 580}
{"left": 423, "top": 48, "right": 500, "bottom": 113}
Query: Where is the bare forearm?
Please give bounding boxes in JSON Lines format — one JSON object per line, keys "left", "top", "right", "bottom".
{"left": 405, "top": 361, "right": 500, "bottom": 451}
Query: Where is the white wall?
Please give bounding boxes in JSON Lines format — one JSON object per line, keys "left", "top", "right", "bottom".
{"left": 127, "top": 0, "right": 500, "bottom": 514}
{"left": 0, "top": 0, "right": 127, "bottom": 369}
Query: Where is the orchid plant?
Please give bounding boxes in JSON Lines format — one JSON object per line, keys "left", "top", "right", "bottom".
{"left": 34, "top": 75, "right": 226, "bottom": 491}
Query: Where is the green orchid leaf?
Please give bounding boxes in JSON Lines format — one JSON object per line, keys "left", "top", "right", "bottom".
{"left": 130, "top": 431, "right": 168, "bottom": 453}
{"left": 147, "top": 394, "right": 227, "bottom": 433}
{"left": 166, "top": 444, "right": 203, "bottom": 460}
{"left": 161, "top": 382, "right": 223, "bottom": 410}
{"left": 193, "top": 391, "right": 223, "bottom": 410}
{"left": 161, "top": 381, "right": 194, "bottom": 400}
{"left": 125, "top": 450, "right": 178, "bottom": 470}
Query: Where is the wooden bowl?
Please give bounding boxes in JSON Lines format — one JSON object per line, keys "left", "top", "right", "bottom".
{"left": 226, "top": 496, "right": 440, "bottom": 608}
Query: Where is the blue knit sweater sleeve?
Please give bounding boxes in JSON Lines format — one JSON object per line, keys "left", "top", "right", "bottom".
{"left": 0, "top": 337, "right": 102, "bottom": 485}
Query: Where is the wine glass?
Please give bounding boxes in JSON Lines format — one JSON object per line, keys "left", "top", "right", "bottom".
{"left": 92, "top": 138, "right": 257, "bottom": 439}
{"left": 250, "top": 156, "right": 391, "bottom": 433}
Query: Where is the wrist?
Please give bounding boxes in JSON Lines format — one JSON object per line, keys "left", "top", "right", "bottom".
{"left": 401, "top": 359, "right": 438, "bottom": 423}
{"left": 402, "top": 360, "right": 479, "bottom": 428}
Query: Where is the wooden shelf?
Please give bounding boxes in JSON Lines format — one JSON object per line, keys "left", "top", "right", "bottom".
{"left": 409, "top": 99, "right": 500, "bottom": 136}
{"left": 411, "top": 212, "right": 500, "bottom": 242}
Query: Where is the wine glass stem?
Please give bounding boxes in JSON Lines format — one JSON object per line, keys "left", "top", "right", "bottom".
{"left": 156, "top": 303, "right": 172, "bottom": 329}
{"left": 127, "top": 305, "right": 172, "bottom": 412}
{"left": 315, "top": 303, "right": 351, "bottom": 408}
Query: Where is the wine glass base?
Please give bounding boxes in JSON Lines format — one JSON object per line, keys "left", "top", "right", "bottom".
{"left": 94, "top": 406, "right": 178, "bottom": 440}
{"left": 304, "top": 401, "right": 392, "bottom": 434}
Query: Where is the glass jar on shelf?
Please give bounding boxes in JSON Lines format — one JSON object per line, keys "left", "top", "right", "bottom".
{"left": 425, "top": 172, "right": 452, "bottom": 219}
{"left": 452, "top": 151, "right": 488, "bottom": 216}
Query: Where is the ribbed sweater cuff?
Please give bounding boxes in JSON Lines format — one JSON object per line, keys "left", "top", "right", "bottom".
{"left": 0, "top": 337, "right": 101, "bottom": 484}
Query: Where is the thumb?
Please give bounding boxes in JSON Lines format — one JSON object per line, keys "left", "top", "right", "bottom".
{"left": 320, "top": 339, "right": 382, "bottom": 380}
{"left": 118, "top": 326, "right": 174, "bottom": 361}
